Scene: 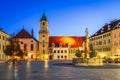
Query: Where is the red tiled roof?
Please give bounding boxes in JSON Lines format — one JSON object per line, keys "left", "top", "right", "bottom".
{"left": 14, "top": 29, "right": 38, "bottom": 42}
{"left": 14, "top": 29, "right": 32, "bottom": 38}
{"left": 49, "top": 36, "right": 84, "bottom": 48}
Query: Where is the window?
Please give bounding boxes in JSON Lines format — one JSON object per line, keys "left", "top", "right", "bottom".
{"left": 61, "top": 50, "right": 63, "bottom": 53}
{"left": 43, "top": 40, "right": 44, "bottom": 47}
{"left": 0, "top": 44, "right": 1, "bottom": 50}
{"left": 69, "top": 50, "right": 70, "bottom": 53}
{"left": 57, "top": 56, "right": 60, "bottom": 59}
{"left": 21, "top": 42, "right": 23, "bottom": 44}
{"left": 43, "top": 22, "right": 45, "bottom": 25}
{"left": 65, "top": 50, "right": 67, "bottom": 53}
{"left": 65, "top": 56, "right": 67, "bottom": 59}
{"left": 43, "top": 50, "right": 45, "bottom": 54}
{"left": 61, "top": 55, "right": 63, "bottom": 58}
{"left": 114, "top": 34, "right": 116, "bottom": 38}
{"left": 99, "top": 41, "right": 102, "bottom": 45}
{"left": 43, "top": 44, "right": 44, "bottom": 47}
{"left": 31, "top": 44, "right": 34, "bottom": 51}
{"left": 104, "top": 40, "right": 106, "bottom": 44}
{"left": 54, "top": 50, "right": 56, "bottom": 53}
{"left": 57, "top": 50, "right": 60, "bottom": 53}
{"left": 0, "top": 35, "right": 1, "bottom": 39}
{"left": 3, "top": 36, "right": 4, "bottom": 40}
{"left": 42, "top": 35, "right": 45, "bottom": 37}
{"left": 24, "top": 44, "right": 27, "bottom": 51}
{"left": 3, "top": 45, "right": 4, "bottom": 50}
{"left": 108, "top": 39, "right": 110, "bottom": 43}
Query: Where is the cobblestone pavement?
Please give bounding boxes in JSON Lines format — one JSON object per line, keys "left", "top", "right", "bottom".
{"left": 0, "top": 60, "right": 120, "bottom": 80}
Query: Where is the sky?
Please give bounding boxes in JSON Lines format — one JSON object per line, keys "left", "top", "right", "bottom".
{"left": 1, "top": 0, "right": 120, "bottom": 40}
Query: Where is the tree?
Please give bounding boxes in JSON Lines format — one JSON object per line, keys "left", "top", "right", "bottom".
{"left": 75, "top": 49, "right": 82, "bottom": 58}
{"left": 89, "top": 44, "right": 97, "bottom": 58}
{"left": 4, "top": 35, "right": 24, "bottom": 58}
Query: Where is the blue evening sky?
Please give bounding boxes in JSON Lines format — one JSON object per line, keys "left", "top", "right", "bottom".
{"left": 0, "top": 0, "right": 120, "bottom": 40}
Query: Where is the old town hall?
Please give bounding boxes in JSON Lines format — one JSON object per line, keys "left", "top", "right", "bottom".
{"left": 38, "top": 13, "right": 84, "bottom": 60}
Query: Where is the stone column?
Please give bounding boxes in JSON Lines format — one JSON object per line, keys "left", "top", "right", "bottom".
{"left": 85, "top": 28, "right": 89, "bottom": 58}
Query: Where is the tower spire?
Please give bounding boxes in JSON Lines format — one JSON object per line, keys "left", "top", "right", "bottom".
{"left": 40, "top": 12, "right": 47, "bottom": 21}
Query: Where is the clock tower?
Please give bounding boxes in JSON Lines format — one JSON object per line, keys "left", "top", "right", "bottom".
{"left": 39, "top": 13, "right": 49, "bottom": 60}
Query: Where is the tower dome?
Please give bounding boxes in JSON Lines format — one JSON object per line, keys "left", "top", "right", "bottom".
{"left": 40, "top": 12, "right": 47, "bottom": 21}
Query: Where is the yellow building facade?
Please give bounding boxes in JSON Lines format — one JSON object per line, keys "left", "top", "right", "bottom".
{"left": 39, "top": 13, "right": 49, "bottom": 60}
{"left": 0, "top": 29, "right": 9, "bottom": 61}
{"left": 90, "top": 20, "right": 120, "bottom": 58}
{"left": 111, "top": 26, "right": 120, "bottom": 57}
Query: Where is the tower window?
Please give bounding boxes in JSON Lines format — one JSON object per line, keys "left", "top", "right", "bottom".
{"left": 43, "top": 50, "right": 45, "bottom": 54}
{"left": 43, "top": 22, "right": 45, "bottom": 25}
{"left": 21, "top": 42, "right": 23, "bottom": 44}
{"left": 42, "top": 40, "right": 45, "bottom": 47}
{"left": 43, "top": 44, "right": 44, "bottom": 47}
{"left": 42, "top": 35, "right": 45, "bottom": 37}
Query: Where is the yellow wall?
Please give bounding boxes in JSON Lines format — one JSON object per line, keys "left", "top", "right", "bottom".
{"left": 0, "top": 31, "right": 9, "bottom": 60}
{"left": 90, "top": 32, "right": 112, "bottom": 57}
{"left": 39, "top": 20, "right": 49, "bottom": 60}
{"left": 111, "top": 28, "right": 120, "bottom": 57}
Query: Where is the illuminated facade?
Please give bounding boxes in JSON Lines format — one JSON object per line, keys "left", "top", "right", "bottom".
{"left": 14, "top": 29, "right": 39, "bottom": 60}
{"left": 90, "top": 20, "right": 120, "bottom": 57}
{"left": 39, "top": 13, "right": 84, "bottom": 60}
{"left": 0, "top": 29, "right": 9, "bottom": 61}
{"left": 39, "top": 13, "right": 49, "bottom": 60}
{"left": 49, "top": 36, "right": 84, "bottom": 60}
{"left": 111, "top": 25, "right": 120, "bottom": 57}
